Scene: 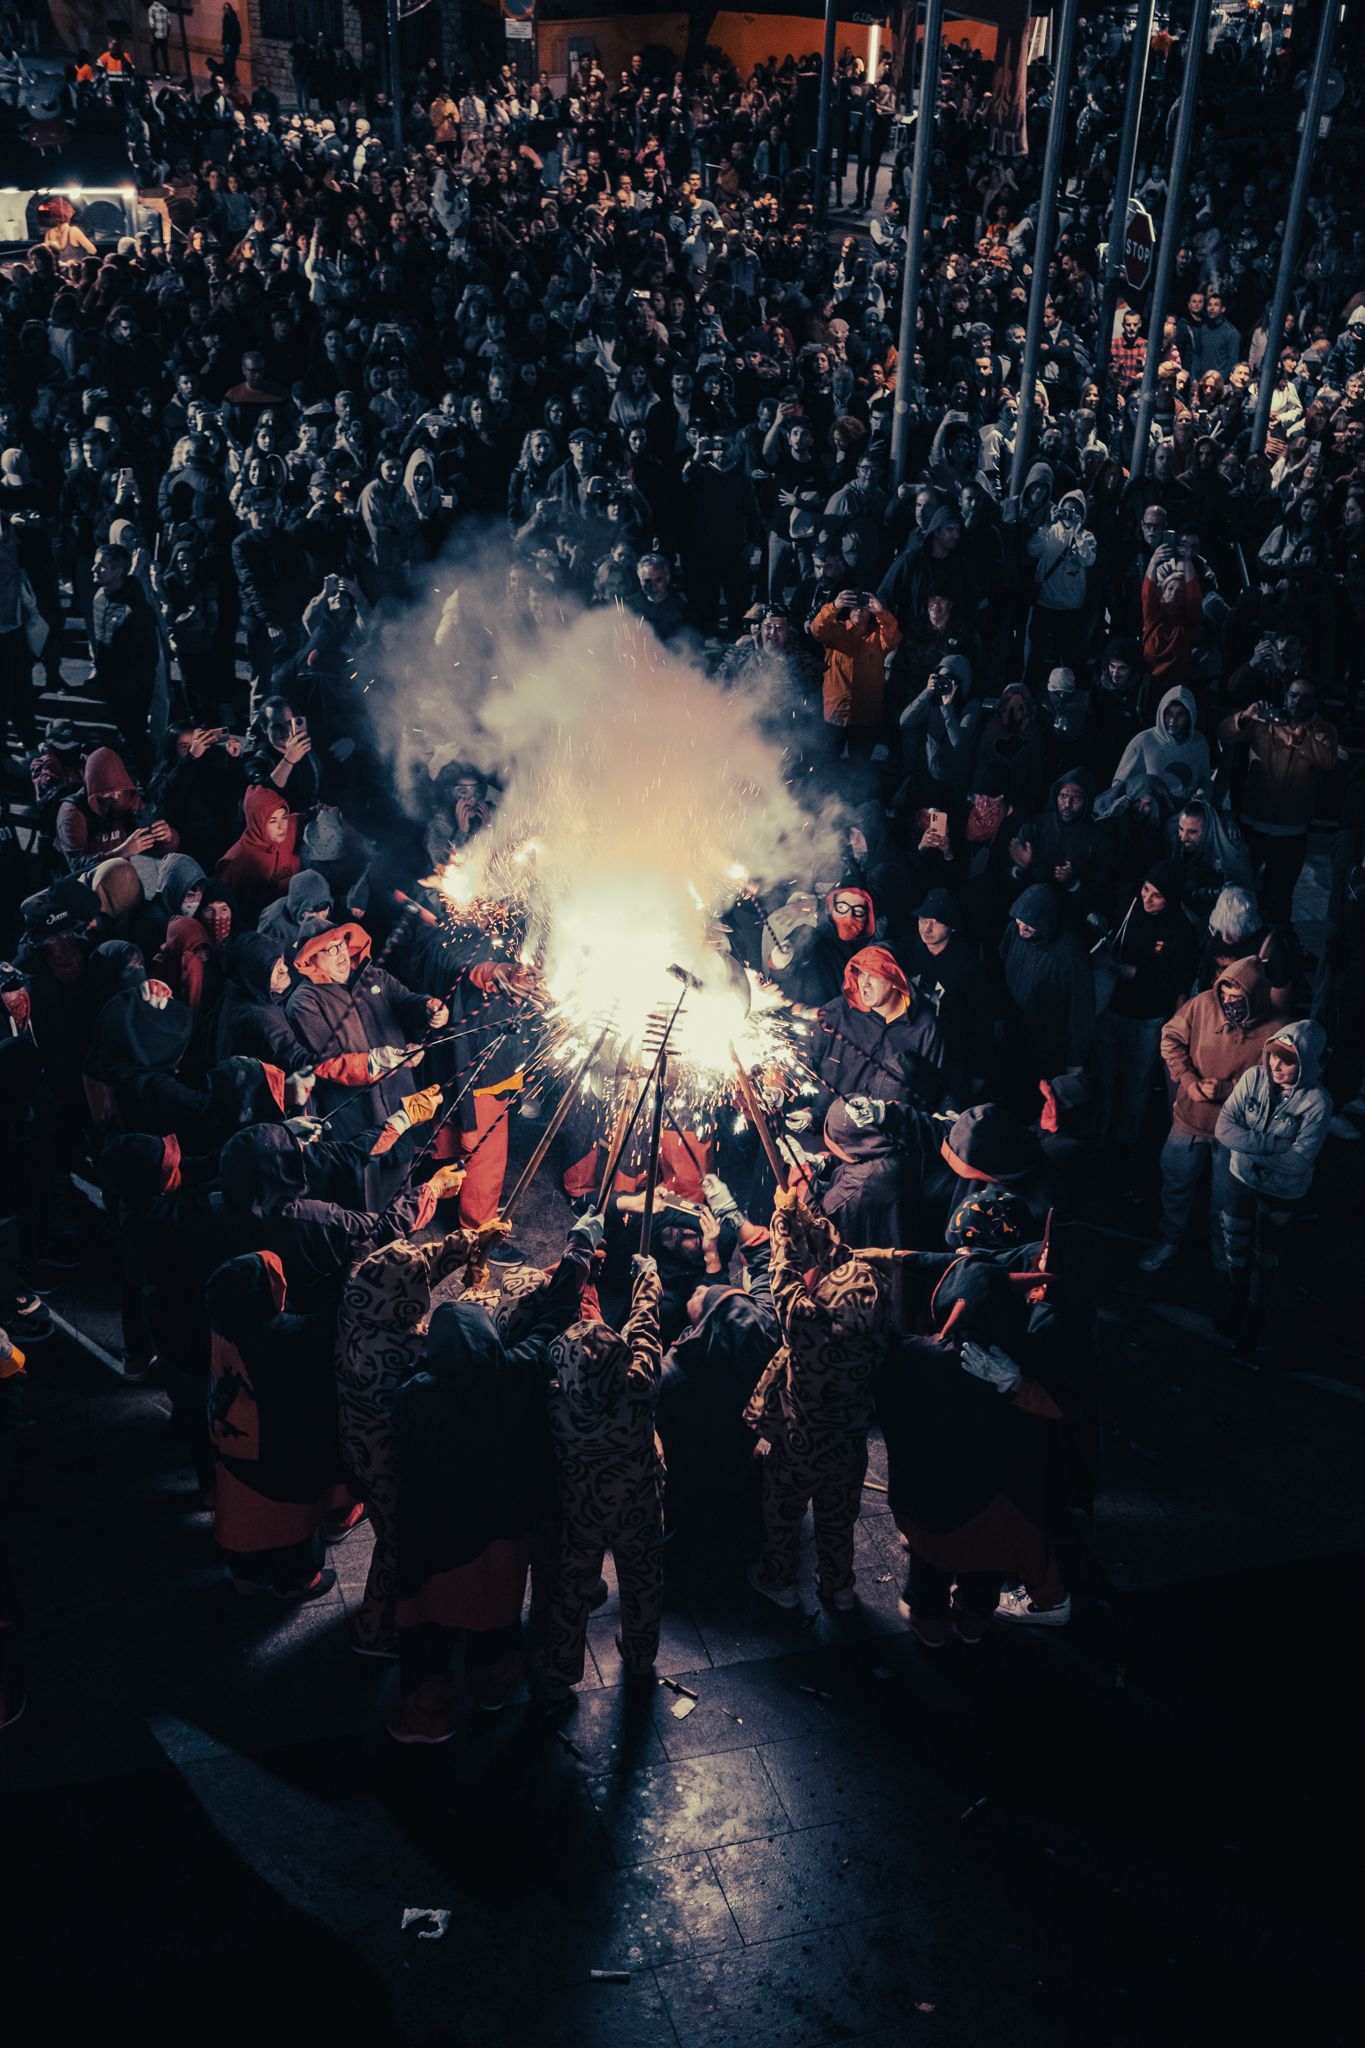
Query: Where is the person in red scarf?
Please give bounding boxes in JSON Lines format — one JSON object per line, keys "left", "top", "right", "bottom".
{"left": 809, "top": 943, "right": 946, "bottom": 1117}
{"left": 214, "top": 785, "right": 301, "bottom": 925}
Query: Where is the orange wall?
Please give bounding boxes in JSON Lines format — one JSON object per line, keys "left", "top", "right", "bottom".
{"left": 538, "top": 12, "right": 998, "bottom": 84}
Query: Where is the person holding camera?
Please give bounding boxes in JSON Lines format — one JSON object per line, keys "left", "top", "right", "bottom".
{"left": 900, "top": 651, "right": 984, "bottom": 801}
{"left": 1218, "top": 678, "right": 1338, "bottom": 925}
{"left": 810, "top": 588, "right": 900, "bottom": 763}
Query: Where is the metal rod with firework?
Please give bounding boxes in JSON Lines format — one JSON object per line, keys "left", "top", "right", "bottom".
{"left": 501, "top": 1020, "right": 613, "bottom": 1221}
{"left": 729, "top": 1045, "right": 789, "bottom": 1192}
{"left": 639, "top": 1066, "right": 668, "bottom": 1257}
{"left": 592, "top": 965, "right": 698, "bottom": 1205}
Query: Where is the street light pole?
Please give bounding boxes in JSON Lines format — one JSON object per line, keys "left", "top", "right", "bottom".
{"left": 387, "top": 0, "right": 404, "bottom": 154}
{"left": 1128, "top": 0, "right": 1213, "bottom": 481}
{"left": 891, "top": 0, "right": 944, "bottom": 487}
{"left": 1095, "top": 0, "right": 1155, "bottom": 398}
{"left": 813, "top": 0, "right": 839, "bottom": 234}
{"left": 1249, "top": 0, "right": 1341, "bottom": 455}
{"left": 1007, "top": 0, "right": 1082, "bottom": 502}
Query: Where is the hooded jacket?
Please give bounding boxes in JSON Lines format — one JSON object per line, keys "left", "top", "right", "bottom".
{"left": 56, "top": 747, "right": 176, "bottom": 874}
{"left": 215, "top": 931, "right": 310, "bottom": 1069}
{"left": 215, "top": 784, "right": 302, "bottom": 909}
{"left": 206, "top": 1251, "right": 347, "bottom": 1549}
{"left": 1107, "top": 861, "right": 1200, "bottom": 1021}
{"left": 813, "top": 945, "right": 944, "bottom": 1114}
{"left": 215, "top": 1123, "right": 438, "bottom": 1311}
{"left": 811, "top": 600, "right": 901, "bottom": 730}
{"left": 395, "top": 1295, "right": 567, "bottom": 1629}
{"left": 1159, "top": 956, "right": 1281, "bottom": 1136}
{"left": 744, "top": 1202, "right": 886, "bottom": 1441}
{"left": 1113, "top": 686, "right": 1212, "bottom": 796}
{"left": 1018, "top": 767, "right": 1114, "bottom": 906}
{"left": 256, "top": 868, "right": 333, "bottom": 954}
{"left": 658, "top": 1248, "right": 779, "bottom": 1508}
{"left": 285, "top": 921, "right": 429, "bottom": 1135}
{"left": 1214, "top": 1018, "right": 1330, "bottom": 1200}
{"left": 1027, "top": 491, "right": 1096, "bottom": 609}
{"left": 999, "top": 884, "right": 1095, "bottom": 1070}
{"left": 899, "top": 655, "right": 984, "bottom": 795}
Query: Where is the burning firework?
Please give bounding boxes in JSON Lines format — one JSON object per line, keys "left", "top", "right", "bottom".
{"left": 426, "top": 612, "right": 829, "bottom": 1104}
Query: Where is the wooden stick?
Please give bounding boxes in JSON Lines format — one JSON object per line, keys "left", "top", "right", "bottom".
{"left": 594, "top": 981, "right": 690, "bottom": 1204}
{"left": 729, "top": 1045, "right": 788, "bottom": 1191}
{"left": 502, "top": 1023, "right": 610, "bottom": 1220}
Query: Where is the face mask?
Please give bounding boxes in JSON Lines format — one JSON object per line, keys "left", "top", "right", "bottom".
{"left": 1220, "top": 992, "right": 1249, "bottom": 1027}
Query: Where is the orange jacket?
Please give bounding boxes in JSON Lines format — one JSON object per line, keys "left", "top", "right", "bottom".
{"left": 811, "top": 602, "right": 900, "bottom": 728}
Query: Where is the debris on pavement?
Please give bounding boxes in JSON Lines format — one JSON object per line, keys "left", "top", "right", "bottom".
{"left": 589, "top": 1969, "right": 631, "bottom": 1983}
{"left": 401, "top": 1908, "right": 450, "bottom": 1941}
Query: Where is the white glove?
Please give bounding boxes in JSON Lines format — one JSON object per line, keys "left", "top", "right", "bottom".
{"left": 959, "top": 1341, "right": 1022, "bottom": 1394}
{"left": 785, "top": 1107, "right": 813, "bottom": 1133}
{"left": 368, "top": 1043, "right": 411, "bottom": 1078}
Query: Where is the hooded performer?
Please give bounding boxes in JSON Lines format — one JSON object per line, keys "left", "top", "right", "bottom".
{"left": 808, "top": 943, "right": 944, "bottom": 1119}
{"left": 285, "top": 921, "right": 445, "bottom": 1176}
{"left": 535, "top": 1250, "right": 665, "bottom": 1700}
{"left": 336, "top": 1222, "right": 520, "bottom": 1662}
{"left": 744, "top": 1195, "right": 887, "bottom": 1610}
{"left": 387, "top": 1265, "right": 588, "bottom": 1744}
{"left": 207, "top": 1251, "right": 353, "bottom": 1600}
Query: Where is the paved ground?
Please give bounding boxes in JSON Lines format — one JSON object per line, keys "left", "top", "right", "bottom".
{"left": 3, "top": 1100, "right": 1361, "bottom": 2046}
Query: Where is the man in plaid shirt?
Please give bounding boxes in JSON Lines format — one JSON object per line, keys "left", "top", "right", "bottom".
{"left": 146, "top": 0, "right": 171, "bottom": 76}
{"left": 1110, "top": 309, "right": 1147, "bottom": 390}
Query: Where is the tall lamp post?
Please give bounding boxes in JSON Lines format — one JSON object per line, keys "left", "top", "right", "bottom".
{"left": 1128, "top": 0, "right": 1214, "bottom": 481}
{"left": 1007, "top": 0, "right": 1082, "bottom": 502}
{"left": 1095, "top": 0, "right": 1155, "bottom": 397}
{"left": 813, "top": 0, "right": 839, "bottom": 233}
{"left": 1249, "top": 0, "right": 1341, "bottom": 455}
{"left": 891, "top": 0, "right": 944, "bottom": 487}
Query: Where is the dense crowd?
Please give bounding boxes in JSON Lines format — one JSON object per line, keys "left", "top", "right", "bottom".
{"left": 2, "top": 4, "right": 1363, "bottom": 1743}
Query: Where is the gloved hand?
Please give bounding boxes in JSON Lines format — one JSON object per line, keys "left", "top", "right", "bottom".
{"left": 959, "top": 1341, "right": 1022, "bottom": 1394}
{"left": 400, "top": 1084, "right": 443, "bottom": 1127}
{"left": 842, "top": 1095, "right": 885, "bottom": 1131}
{"left": 425, "top": 1162, "right": 466, "bottom": 1200}
{"left": 285, "top": 1116, "right": 321, "bottom": 1144}
{"left": 284, "top": 1069, "right": 315, "bottom": 1112}
{"left": 784, "top": 1107, "right": 813, "bottom": 1133}
{"left": 566, "top": 1209, "right": 605, "bottom": 1259}
{"left": 630, "top": 1252, "right": 658, "bottom": 1280}
{"left": 367, "top": 1043, "right": 413, "bottom": 1078}
{"left": 140, "top": 978, "right": 173, "bottom": 1009}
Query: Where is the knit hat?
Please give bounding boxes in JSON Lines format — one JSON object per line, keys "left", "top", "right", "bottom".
{"left": 1143, "top": 858, "right": 1184, "bottom": 906}
{"left": 937, "top": 653, "right": 972, "bottom": 689}
{"left": 1047, "top": 667, "right": 1077, "bottom": 697}
{"left": 916, "top": 888, "right": 958, "bottom": 928}
{"left": 941, "top": 1103, "right": 1039, "bottom": 1183}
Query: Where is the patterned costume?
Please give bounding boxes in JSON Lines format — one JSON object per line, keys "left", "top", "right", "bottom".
{"left": 537, "top": 1256, "right": 664, "bottom": 1690}
{"left": 335, "top": 1228, "right": 483, "bottom": 1652}
{"left": 744, "top": 1202, "right": 887, "bottom": 1598}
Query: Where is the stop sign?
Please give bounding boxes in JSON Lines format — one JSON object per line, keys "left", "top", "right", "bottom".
{"left": 1123, "top": 204, "right": 1154, "bottom": 293}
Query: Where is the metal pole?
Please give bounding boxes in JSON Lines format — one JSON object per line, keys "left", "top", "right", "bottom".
{"left": 891, "top": 0, "right": 944, "bottom": 487}
{"left": 1007, "top": 0, "right": 1082, "bottom": 502}
{"left": 1128, "top": 0, "right": 1214, "bottom": 481}
{"left": 813, "top": 0, "right": 839, "bottom": 234}
{"left": 177, "top": 4, "right": 192, "bottom": 83}
{"left": 638, "top": 1069, "right": 667, "bottom": 1255}
{"left": 1249, "top": 0, "right": 1340, "bottom": 456}
{"left": 1095, "top": 0, "right": 1155, "bottom": 398}
{"left": 386, "top": 0, "right": 404, "bottom": 154}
